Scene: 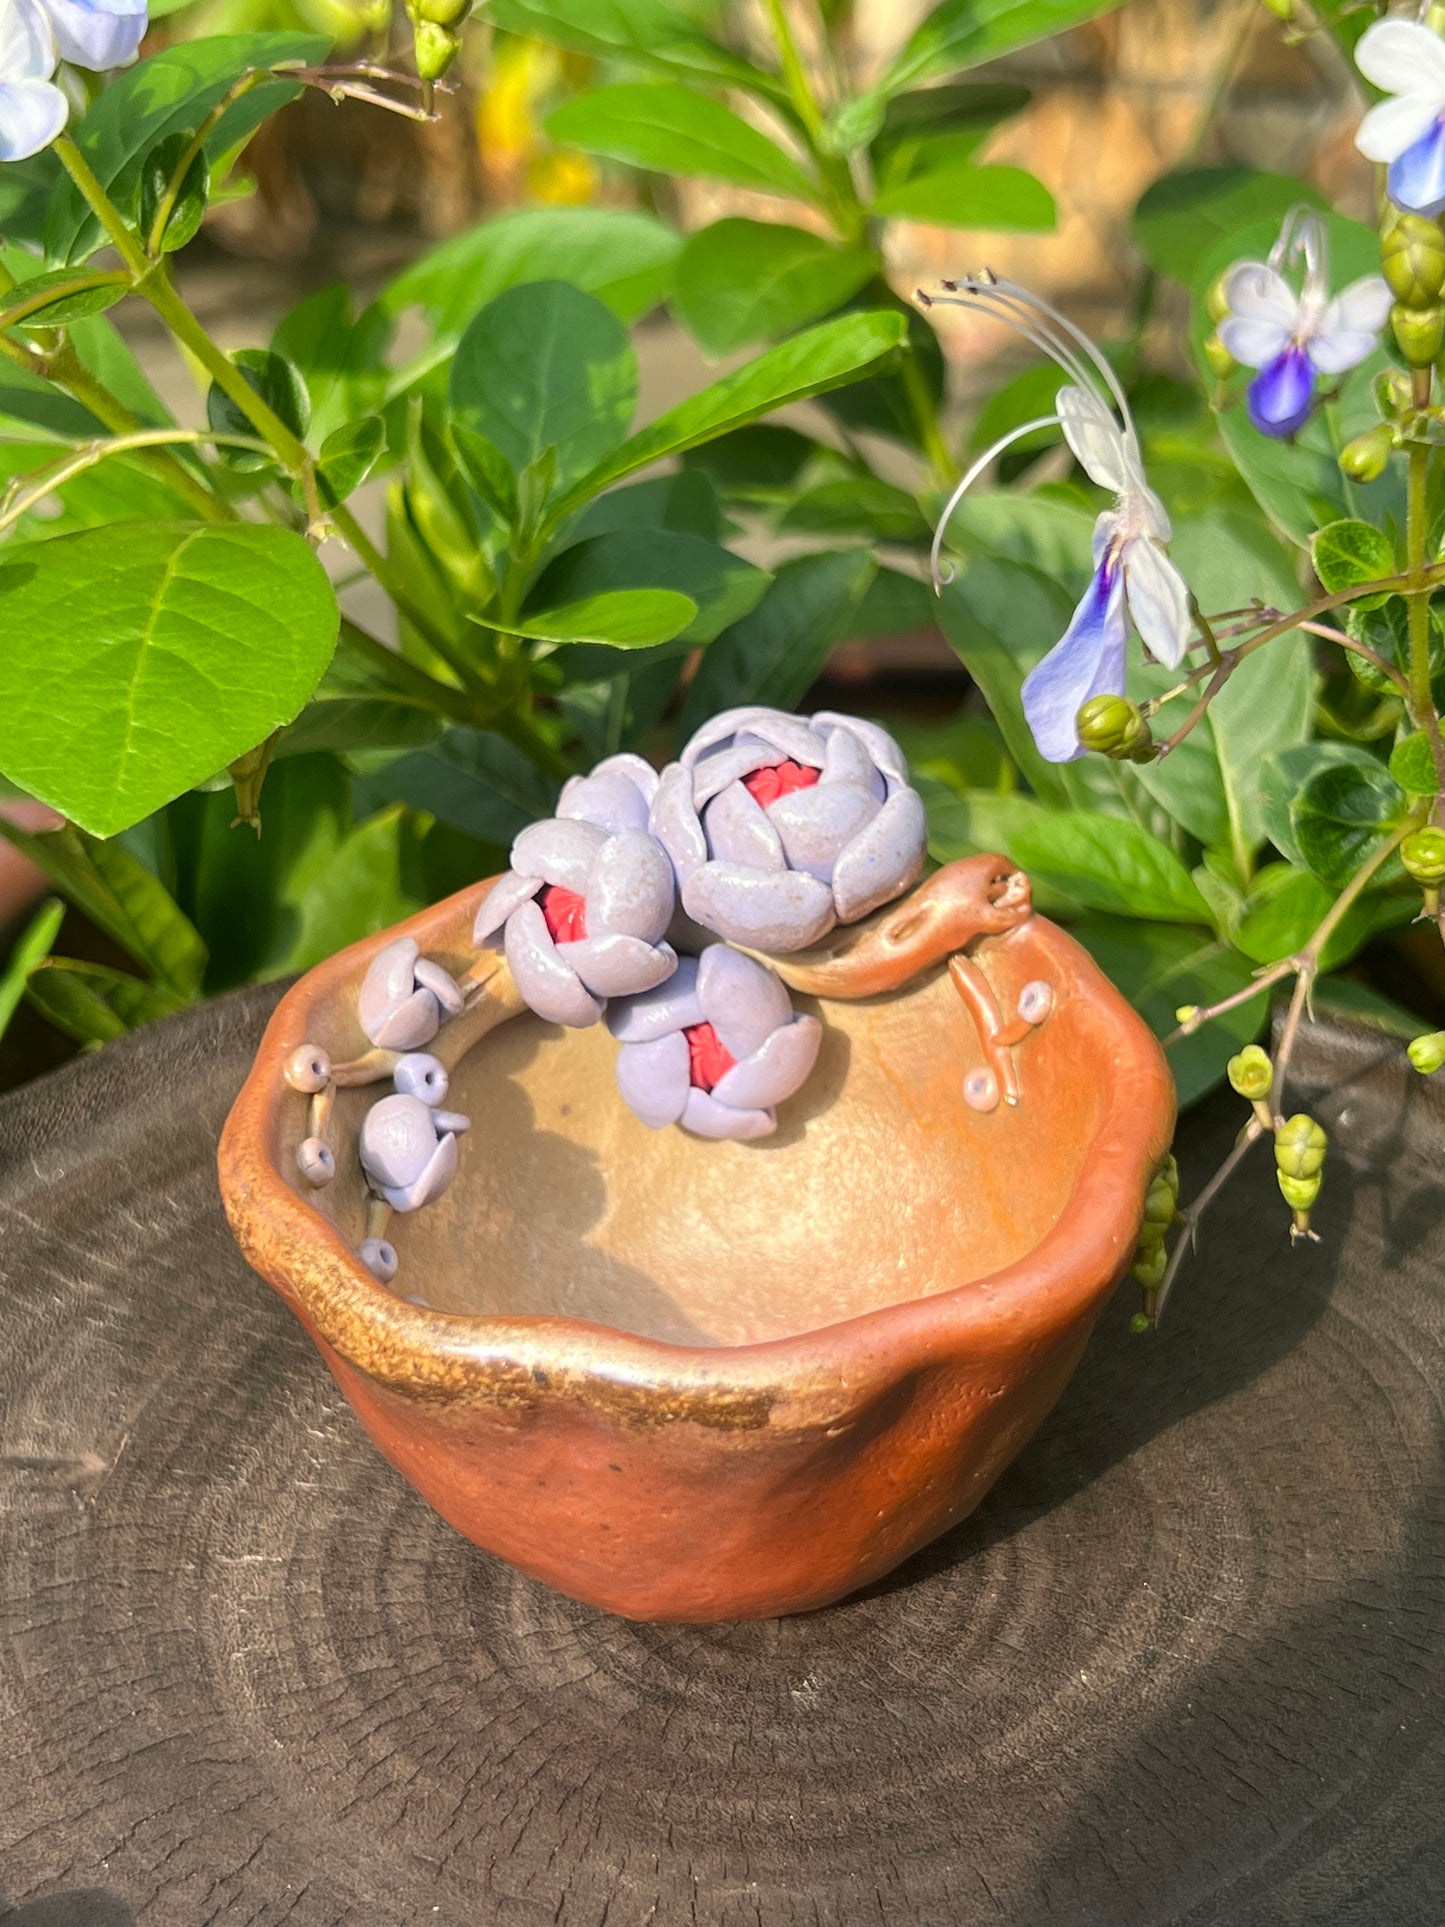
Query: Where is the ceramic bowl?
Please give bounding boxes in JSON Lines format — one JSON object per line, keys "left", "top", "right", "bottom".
{"left": 219, "top": 860, "right": 1173, "bottom": 1622}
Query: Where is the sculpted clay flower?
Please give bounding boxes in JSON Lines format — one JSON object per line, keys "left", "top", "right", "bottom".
{"left": 475, "top": 753, "right": 678, "bottom": 1027}
{"left": 650, "top": 707, "right": 926, "bottom": 953}
{"left": 609, "top": 945, "right": 822, "bottom": 1141}
{"left": 358, "top": 935, "right": 463, "bottom": 1050}
{"left": 358, "top": 1052, "right": 470, "bottom": 1212}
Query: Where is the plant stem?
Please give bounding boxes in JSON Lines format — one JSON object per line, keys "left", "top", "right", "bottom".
{"left": 53, "top": 137, "right": 151, "bottom": 280}
{"left": 0, "top": 428, "right": 268, "bottom": 537}
{"left": 337, "top": 620, "right": 479, "bottom": 727}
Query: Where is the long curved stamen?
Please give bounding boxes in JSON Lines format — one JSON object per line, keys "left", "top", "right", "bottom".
{"left": 980, "top": 274, "right": 1137, "bottom": 440}
{"left": 1269, "top": 203, "right": 1328, "bottom": 310}
{"left": 929, "top": 414, "right": 1062, "bottom": 592}
{"left": 927, "top": 282, "right": 1099, "bottom": 403}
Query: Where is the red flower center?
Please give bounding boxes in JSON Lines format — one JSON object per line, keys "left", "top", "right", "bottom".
{"left": 684, "top": 1021, "right": 736, "bottom": 1092}
{"left": 742, "top": 758, "right": 820, "bottom": 809}
{"left": 538, "top": 884, "right": 588, "bottom": 944}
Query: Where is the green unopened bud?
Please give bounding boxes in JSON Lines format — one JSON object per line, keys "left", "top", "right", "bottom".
{"left": 1401, "top": 825, "right": 1445, "bottom": 885}
{"left": 1375, "top": 368, "right": 1415, "bottom": 418}
{"left": 1226, "top": 1043, "right": 1273, "bottom": 1101}
{"left": 411, "top": 0, "right": 469, "bottom": 23}
{"left": 1206, "top": 271, "right": 1232, "bottom": 324}
{"left": 1139, "top": 1171, "right": 1177, "bottom": 1249}
{"left": 1174, "top": 1004, "right": 1199, "bottom": 1026}
{"left": 1130, "top": 1240, "right": 1168, "bottom": 1290}
{"left": 1258, "top": 0, "right": 1295, "bottom": 19}
{"left": 1393, "top": 302, "right": 1445, "bottom": 367}
{"left": 1076, "top": 693, "right": 1153, "bottom": 762}
{"left": 1129, "top": 1310, "right": 1153, "bottom": 1334}
{"left": 1408, "top": 1030, "right": 1445, "bottom": 1074}
{"left": 1338, "top": 423, "right": 1395, "bottom": 484}
{"left": 1277, "top": 1169, "right": 1321, "bottom": 1211}
{"left": 1275, "top": 1112, "right": 1327, "bottom": 1181}
{"left": 411, "top": 16, "right": 460, "bottom": 76}
{"left": 1383, "top": 214, "right": 1445, "bottom": 308}
{"left": 1202, "top": 329, "right": 1235, "bottom": 379}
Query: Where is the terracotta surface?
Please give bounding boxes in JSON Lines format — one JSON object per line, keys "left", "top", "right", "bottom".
{"left": 218, "top": 858, "right": 1174, "bottom": 1621}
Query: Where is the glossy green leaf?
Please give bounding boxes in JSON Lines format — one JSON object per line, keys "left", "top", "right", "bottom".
{"left": 1389, "top": 730, "right": 1439, "bottom": 796}
{"left": 894, "top": 715, "right": 1014, "bottom": 795}
{"left": 0, "top": 823, "right": 206, "bottom": 994}
{"left": 0, "top": 897, "right": 64, "bottom": 1043}
{"left": 547, "top": 84, "right": 815, "bottom": 200}
{"left": 206, "top": 348, "right": 310, "bottom": 472}
{"left": 777, "top": 474, "right": 930, "bottom": 542}
{"left": 530, "top": 530, "right": 769, "bottom": 648}
{"left": 491, "top": 589, "right": 699, "bottom": 649}
{"left": 936, "top": 487, "right": 1096, "bottom": 581}
{"left": 486, "top": 0, "right": 783, "bottom": 96}
{"left": 139, "top": 131, "right": 210, "bottom": 254}
{"left": 0, "top": 523, "right": 338, "bottom": 837}
{"left": 315, "top": 416, "right": 386, "bottom": 506}
{"left": 872, "top": 161, "right": 1054, "bottom": 231}
{"left": 1234, "top": 862, "right": 1405, "bottom": 970}
{"left": 1291, "top": 759, "right": 1409, "bottom": 890}
{"left": 816, "top": 295, "right": 943, "bottom": 450}
{"left": 275, "top": 806, "right": 426, "bottom": 977}
{"left": 924, "top": 788, "right": 1082, "bottom": 915}
{"left": 26, "top": 957, "right": 184, "bottom": 1044}
{"left": 1312, "top": 518, "right": 1396, "bottom": 611}
{"left": 370, "top": 728, "right": 557, "bottom": 844}
{"left": 569, "top": 469, "right": 721, "bottom": 543}
{"left": 872, "top": 83, "right": 1031, "bottom": 173}
{"left": 680, "top": 423, "right": 816, "bottom": 502}
{"left": 673, "top": 221, "right": 875, "bottom": 355}
{"left": 877, "top": 0, "right": 1126, "bottom": 97}
{"left": 1258, "top": 742, "right": 1381, "bottom": 866}
{"left": 681, "top": 550, "right": 877, "bottom": 728}
{"left": 551, "top": 309, "right": 907, "bottom": 516}
{"left": 448, "top": 280, "right": 637, "bottom": 492}
{"left": 276, "top": 698, "right": 443, "bottom": 759}
{"left": 1133, "top": 168, "right": 1324, "bottom": 286}
{"left": 850, "top": 566, "right": 937, "bottom": 640}
{"left": 3, "top": 268, "right": 127, "bottom": 326}
{"left": 272, "top": 285, "right": 393, "bottom": 443}
{"left": 1008, "top": 810, "right": 1211, "bottom": 922}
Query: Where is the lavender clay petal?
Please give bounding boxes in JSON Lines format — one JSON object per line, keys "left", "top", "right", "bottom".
{"left": 370, "top": 988, "right": 442, "bottom": 1052}
{"left": 711, "top": 1014, "right": 822, "bottom": 1110}
{"left": 562, "top": 934, "right": 678, "bottom": 998}
{"left": 813, "top": 711, "right": 910, "bottom": 788}
{"left": 511, "top": 816, "right": 607, "bottom": 890}
{"left": 606, "top": 956, "right": 703, "bottom": 1042}
{"left": 649, "top": 763, "right": 708, "bottom": 882}
{"left": 689, "top": 739, "right": 788, "bottom": 808}
{"left": 615, "top": 1031, "right": 691, "bottom": 1128}
{"left": 703, "top": 781, "right": 786, "bottom": 870}
{"left": 584, "top": 829, "right": 675, "bottom": 942}
{"left": 768, "top": 781, "right": 879, "bottom": 883}
{"left": 379, "top": 1131, "right": 458, "bottom": 1213}
{"left": 683, "top": 862, "right": 836, "bottom": 953}
{"left": 681, "top": 1087, "right": 776, "bottom": 1141}
{"left": 473, "top": 871, "right": 541, "bottom": 943}
{"left": 682, "top": 707, "right": 826, "bottom": 772}
{"left": 359, "top": 1093, "right": 438, "bottom": 1188}
{"left": 432, "top": 1109, "right": 470, "bottom": 1136}
{"left": 558, "top": 768, "right": 651, "bottom": 834}
{"left": 830, "top": 786, "right": 928, "bottom": 922}
{"left": 392, "top": 1053, "right": 449, "bottom": 1104}
{"left": 819, "top": 724, "right": 875, "bottom": 793}
{"left": 358, "top": 936, "right": 419, "bottom": 1042}
{"left": 696, "top": 943, "right": 792, "bottom": 1060}
{"left": 505, "top": 900, "right": 603, "bottom": 1028}
{"left": 413, "top": 957, "right": 463, "bottom": 1017}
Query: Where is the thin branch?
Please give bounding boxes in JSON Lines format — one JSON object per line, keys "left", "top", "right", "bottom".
{"left": 0, "top": 428, "right": 269, "bottom": 538}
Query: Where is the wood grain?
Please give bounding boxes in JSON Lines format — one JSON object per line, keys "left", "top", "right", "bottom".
{"left": 2, "top": 988, "right": 1443, "bottom": 1925}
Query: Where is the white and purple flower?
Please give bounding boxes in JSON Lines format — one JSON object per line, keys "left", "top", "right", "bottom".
{"left": 608, "top": 944, "right": 822, "bottom": 1142}
{"left": 1356, "top": 17, "right": 1445, "bottom": 218}
{"left": 649, "top": 707, "right": 927, "bottom": 952}
{"left": 923, "top": 271, "right": 1193, "bottom": 764}
{"left": 474, "top": 753, "right": 678, "bottom": 1028}
{"left": 0, "top": 0, "right": 146, "bottom": 163}
{"left": 1217, "top": 207, "right": 1390, "bottom": 440}
{"left": 358, "top": 1051, "right": 470, "bottom": 1213}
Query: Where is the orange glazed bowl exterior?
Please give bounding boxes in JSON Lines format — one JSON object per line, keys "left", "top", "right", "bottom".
{"left": 218, "top": 870, "right": 1174, "bottom": 1623}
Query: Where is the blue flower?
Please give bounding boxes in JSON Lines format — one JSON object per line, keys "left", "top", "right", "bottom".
{"left": 1217, "top": 209, "right": 1390, "bottom": 442}
{"left": 923, "top": 272, "right": 1193, "bottom": 763}
{"left": 0, "top": 0, "right": 66, "bottom": 162}
{"left": 1356, "top": 19, "right": 1445, "bottom": 216}
{"left": 42, "top": 0, "right": 147, "bottom": 72}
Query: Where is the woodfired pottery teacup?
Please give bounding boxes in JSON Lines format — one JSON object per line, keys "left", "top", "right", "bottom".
{"left": 218, "top": 856, "right": 1174, "bottom": 1622}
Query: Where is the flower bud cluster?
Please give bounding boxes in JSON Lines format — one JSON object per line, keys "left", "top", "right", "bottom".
{"left": 1383, "top": 214, "right": 1445, "bottom": 368}
{"left": 1129, "top": 1153, "right": 1179, "bottom": 1312}
{"left": 406, "top": 0, "right": 470, "bottom": 77}
{"left": 1275, "top": 1113, "right": 1327, "bottom": 1239}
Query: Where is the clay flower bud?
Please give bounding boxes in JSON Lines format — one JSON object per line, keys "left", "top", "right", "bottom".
{"left": 1227, "top": 1043, "right": 1274, "bottom": 1100}
{"left": 1401, "top": 825, "right": 1445, "bottom": 886}
{"left": 359, "top": 1067, "right": 471, "bottom": 1213}
{"left": 1201, "top": 329, "right": 1236, "bottom": 379}
{"left": 358, "top": 937, "right": 463, "bottom": 1050}
{"left": 652, "top": 708, "right": 926, "bottom": 953}
{"left": 1383, "top": 213, "right": 1445, "bottom": 308}
{"left": 1075, "top": 693, "right": 1153, "bottom": 761}
{"left": 1392, "top": 301, "right": 1445, "bottom": 367}
{"left": 475, "top": 754, "right": 678, "bottom": 1028}
{"left": 1408, "top": 1030, "right": 1445, "bottom": 1074}
{"left": 608, "top": 945, "right": 822, "bottom": 1142}
{"left": 1274, "top": 1112, "right": 1327, "bottom": 1180}
{"left": 1338, "top": 424, "right": 1395, "bottom": 484}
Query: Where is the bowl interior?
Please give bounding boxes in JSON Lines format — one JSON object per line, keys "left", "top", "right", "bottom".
{"left": 328, "top": 946, "right": 1112, "bottom": 1348}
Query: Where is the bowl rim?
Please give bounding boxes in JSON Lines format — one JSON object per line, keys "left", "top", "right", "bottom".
{"left": 218, "top": 877, "right": 1175, "bottom": 1430}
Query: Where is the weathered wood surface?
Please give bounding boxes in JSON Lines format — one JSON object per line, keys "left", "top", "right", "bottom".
{"left": 1, "top": 987, "right": 1443, "bottom": 1926}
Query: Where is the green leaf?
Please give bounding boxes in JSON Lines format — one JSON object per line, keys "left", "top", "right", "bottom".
{"left": 925, "top": 788, "right": 1082, "bottom": 915}
{"left": 681, "top": 550, "right": 877, "bottom": 727}
{"left": 139, "top": 131, "right": 210, "bottom": 255}
{"left": 1390, "top": 730, "right": 1439, "bottom": 796}
{"left": 777, "top": 475, "right": 930, "bottom": 542}
{"left": 680, "top": 423, "right": 816, "bottom": 502}
{"left": 26, "top": 957, "right": 183, "bottom": 1045}
{"left": 850, "top": 566, "right": 937, "bottom": 641}
{"left": 3, "top": 268, "right": 127, "bottom": 326}
{"left": 1291, "top": 759, "right": 1408, "bottom": 890}
{"left": 448, "top": 280, "right": 637, "bottom": 493}
{"left": 0, "top": 823, "right": 206, "bottom": 994}
{"left": 486, "top": 0, "right": 783, "bottom": 97}
{"left": 272, "top": 285, "right": 393, "bottom": 444}
{"left": 206, "top": 348, "right": 310, "bottom": 472}
{"left": 316, "top": 416, "right": 386, "bottom": 506}
{"left": 47, "top": 34, "right": 328, "bottom": 263}
{"left": 274, "top": 806, "right": 426, "bottom": 977}
{"left": 895, "top": 715, "right": 1014, "bottom": 795}
{"left": 492, "top": 589, "right": 699, "bottom": 649}
{"left": 551, "top": 309, "right": 907, "bottom": 517}
{"left": 871, "top": 161, "right": 1054, "bottom": 231}
{"left": 872, "top": 83, "right": 1031, "bottom": 173}
{"left": 1234, "top": 862, "right": 1405, "bottom": 970}
{"left": 816, "top": 294, "right": 943, "bottom": 450}
{"left": 276, "top": 698, "right": 443, "bottom": 759}
{"left": 0, "top": 523, "right": 339, "bottom": 837}
{"left": 1133, "top": 168, "right": 1324, "bottom": 286}
{"left": 1312, "top": 518, "right": 1396, "bottom": 611}
{"left": 877, "top": 0, "right": 1126, "bottom": 97}
{"left": 546, "top": 84, "right": 815, "bottom": 200}
{"left": 673, "top": 221, "right": 875, "bottom": 356}
{"left": 1313, "top": 974, "right": 1426, "bottom": 1039}
{"left": 380, "top": 206, "right": 681, "bottom": 345}
{"left": 937, "top": 486, "right": 1096, "bottom": 581}
{"left": 569, "top": 470, "right": 721, "bottom": 543}
{"left": 0, "top": 897, "right": 64, "bottom": 1043}
{"left": 1259, "top": 742, "right": 1381, "bottom": 866}
{"left": 1008, "top": 810, "right": 1211, "bottom": 922}
{"left": 529, "top": 530, "right": 769, "bottom": 647}
{"left": 450, "top": 421, "right": 519, "bottom": 524}
{"left": 369, "top": 728, "right": 557, "bottom": 844}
